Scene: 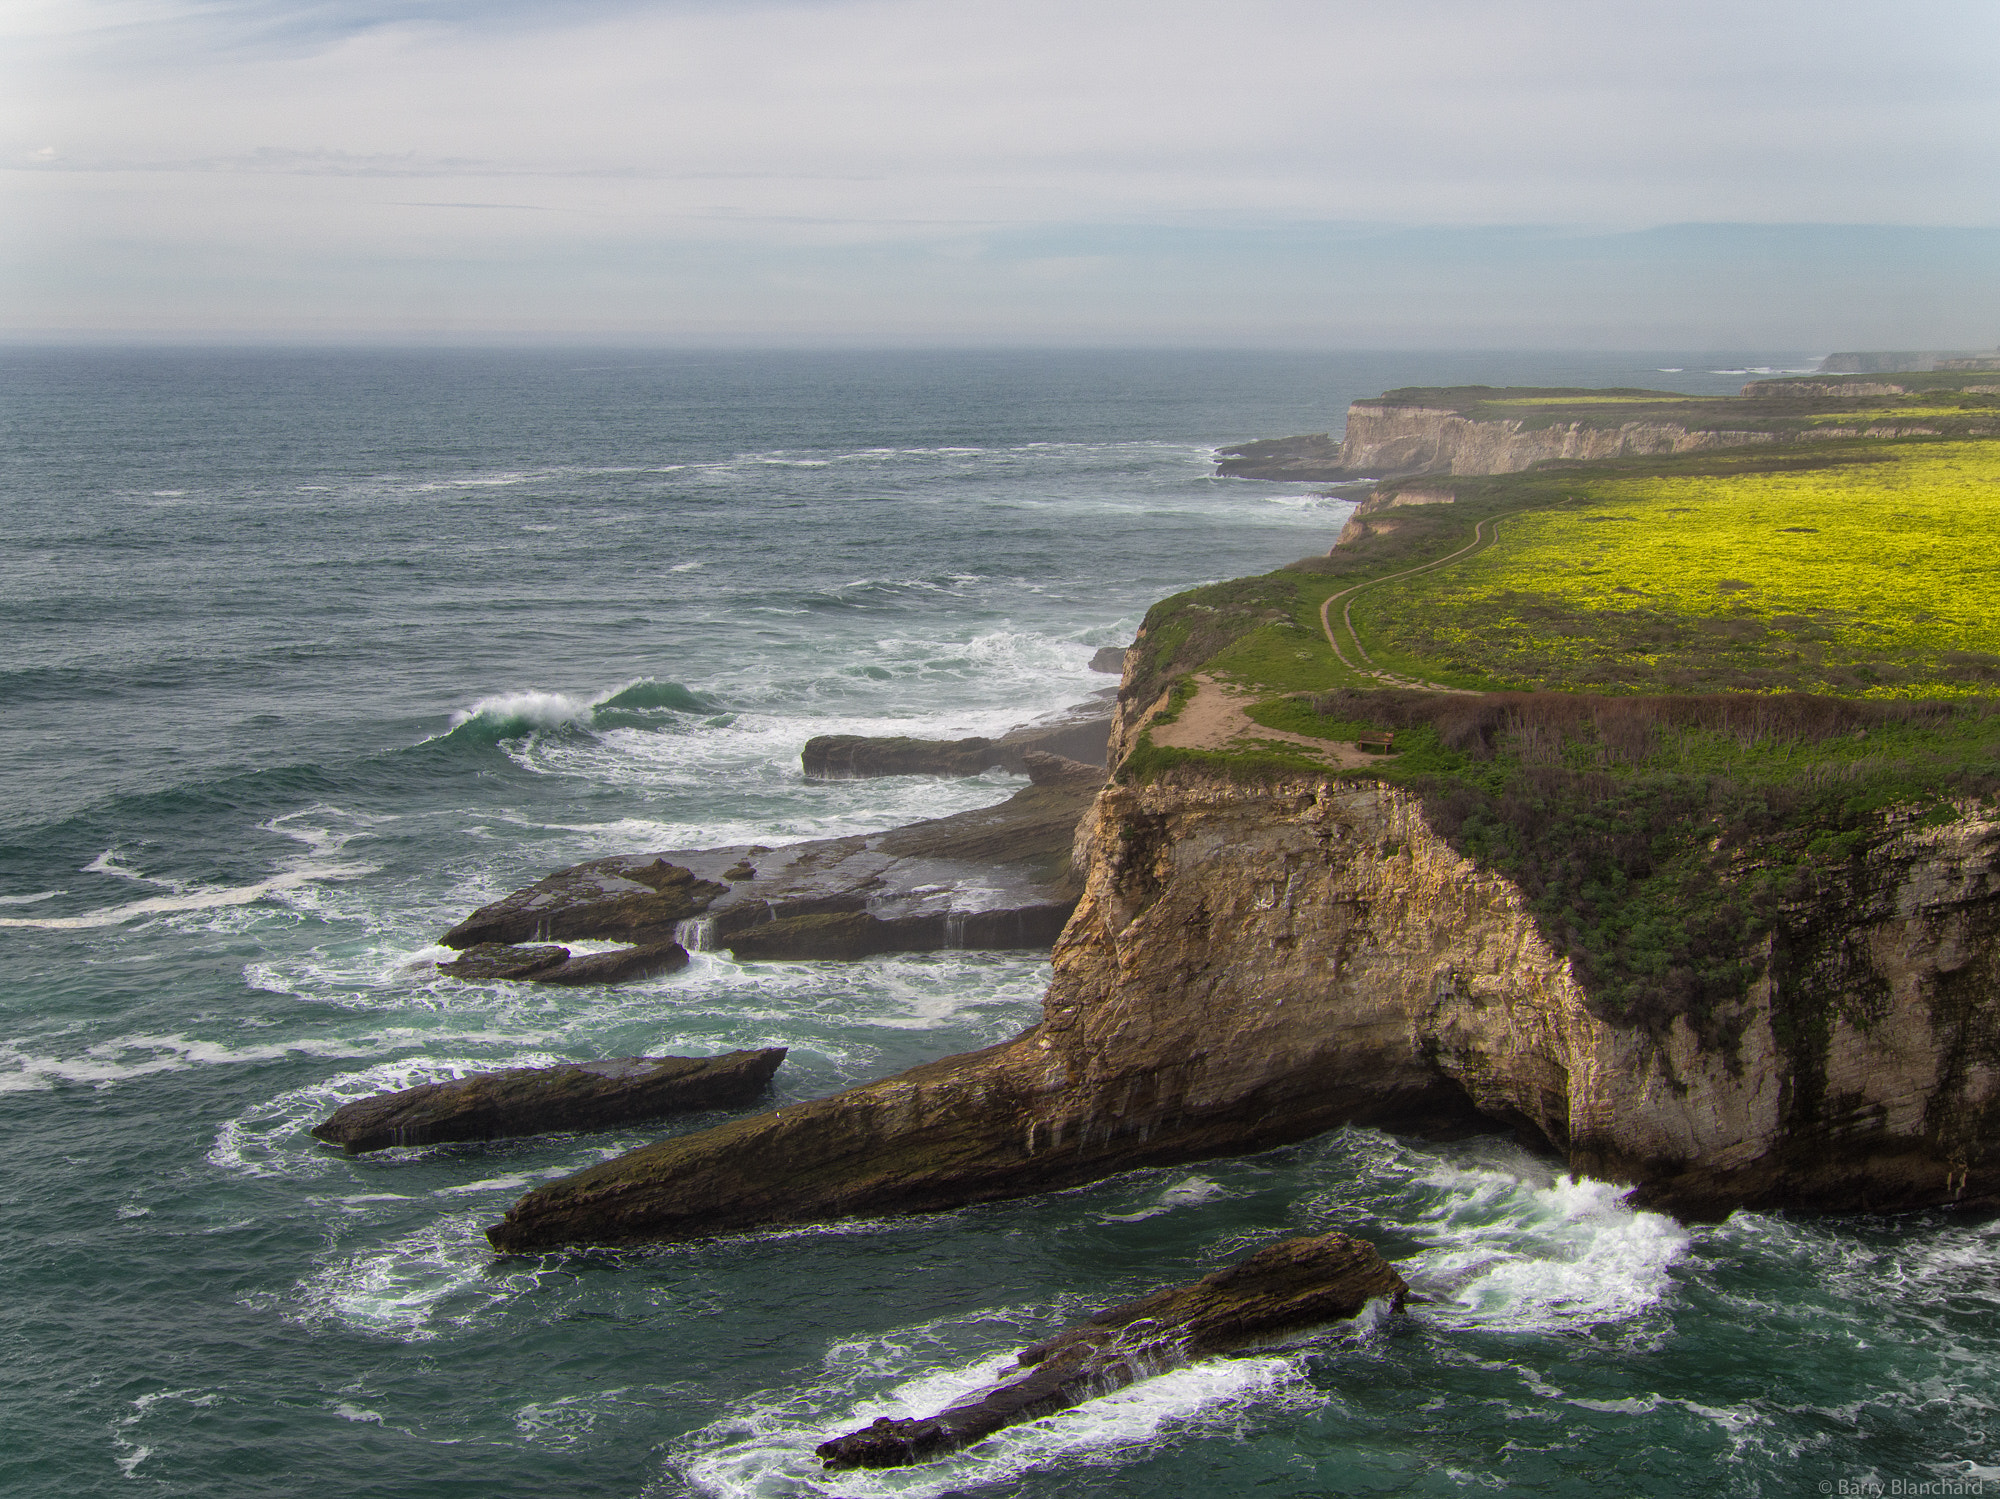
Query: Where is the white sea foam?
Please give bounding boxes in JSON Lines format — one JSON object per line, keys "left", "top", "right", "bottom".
{"left": 1401, "top": 1155, "right": 1690, "bottom": 1333}
{"left": 84, "top": 848, "right": 158, "bottom": 883}
{"left": 0, "top": 1031, "right": 399, "bottom": 1095}
{"left": 293, "top": 1211, "right": 535, "bottom": 1341}
{"left": 0, "top": 861, "right": 376, "bottom": 930}
{"left": 0, "top": 889, "right": 63, "bottom": 905}
{"left": 111, "top": 1388, "right": 216, "bottom": 1479}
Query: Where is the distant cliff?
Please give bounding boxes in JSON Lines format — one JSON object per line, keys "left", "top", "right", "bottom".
{"left": 1215, "top": 376, "right": 1998, "bottom": 481}
{"left": 1333, "top": 403, "right": 1774, "bottom": 478}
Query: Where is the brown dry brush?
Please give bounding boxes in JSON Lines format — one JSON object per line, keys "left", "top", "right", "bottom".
{"left": 1306, "top": 690, "right": 1992, "bottom": 1044}
{"left": 1310, "top": 688, "right": 1961, "bottom": 764}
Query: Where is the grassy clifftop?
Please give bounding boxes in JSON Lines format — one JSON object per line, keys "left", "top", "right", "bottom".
{"left": 1118, "top": 376, "right": 2000, "bottom": 1044}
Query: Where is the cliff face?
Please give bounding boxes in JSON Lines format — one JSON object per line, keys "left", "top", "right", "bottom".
{"left": 1336, "top": 403, "right": 1776, "bottom": 477}
{"left": 1063, "top": 773, "right": 2000, "bottom": 1216}
{"left": 487, "top": 767, "right": 2000, "bottom": 1249}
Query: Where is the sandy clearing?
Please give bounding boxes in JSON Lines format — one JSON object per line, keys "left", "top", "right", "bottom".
{"left": 1147, "top": 675, "right": 1381, "bottom": 769}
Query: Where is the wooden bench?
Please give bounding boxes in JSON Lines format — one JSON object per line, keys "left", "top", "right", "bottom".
{"left": 1355, "top": 730, "right": 1397, "bottom": 755}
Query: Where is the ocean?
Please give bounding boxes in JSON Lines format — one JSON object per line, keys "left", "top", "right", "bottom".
{"left": 2, "top": 347, "right": 1993, "bottom": 1497}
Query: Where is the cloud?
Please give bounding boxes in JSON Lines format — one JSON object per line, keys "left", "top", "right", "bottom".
{"left": 3, "top": 0, "right": 1997, "bottom": 340}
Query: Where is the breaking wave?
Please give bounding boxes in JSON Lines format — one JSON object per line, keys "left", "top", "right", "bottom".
{"left": 435, "top": 678, "right": 718, "bottom": 745}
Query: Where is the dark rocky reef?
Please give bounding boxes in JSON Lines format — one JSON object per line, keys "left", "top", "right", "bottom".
{"left": 725, "top": 906, "right": 1072, "bottom": 961}
{"left": 438, "top": 943, "right": 573, "bottom": 980}
{"left": 442, "top": 864, "right": 726, "bottom": 949}
{"left": 802, "top": 695, "right": 1114, "bottom": 780}
{"left": 1214, "top": 433, "right": 1352, "bottom": 481}
{"left": 438, "top": 940, "right": 690, "bottom": 986}
{"left": 816, "top": 1231, "right": 1405, "bottom": 1470}
{"left": 310, "top": 1048, "right": 786, "bottom": 1154}
{"left": 443, "top": 751, "right": 1102, "bottom": 966}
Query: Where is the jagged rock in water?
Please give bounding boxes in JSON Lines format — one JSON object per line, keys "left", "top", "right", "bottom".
{"left": 438, "top": 943, "right": 572, "bottom": 980}
{"left": 802, "top": 697, "right": 1113, "bottom": 780}
{"left": 1089, "top": 646, "right": 1130, "bottom": 674}
{"left": 442, "top": 752, "right": 1103, "bottom": 967}
{"left": 311, "top": 1048, "right": 786, "bottom": 1154}
{"left": 816, "top": 1231, "right": 1406, "bottom": 1470}
{"left": 442, "top": 861, "right": 727, "bottom": 949}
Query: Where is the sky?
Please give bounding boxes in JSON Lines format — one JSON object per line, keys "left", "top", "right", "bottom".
{"left": 4, "top": 0, "right": 1998, "bottom": 348}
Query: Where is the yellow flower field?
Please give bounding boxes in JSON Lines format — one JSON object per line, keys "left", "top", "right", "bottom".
{"left": 1358, "top": 442, "right": 2000, "bottom": 696}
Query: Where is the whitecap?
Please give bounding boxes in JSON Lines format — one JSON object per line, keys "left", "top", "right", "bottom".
{"left": 448, "top": 689, "right": 598, "bottom": 735}
{"left": 0, "top": 862, "right": 376, "bottom": 930}
{"left": 0, "top": 889, "right": 63, "bottom": 905}
{"left": 1402, "top": 1164, "right": 1689, "bottom": 1333}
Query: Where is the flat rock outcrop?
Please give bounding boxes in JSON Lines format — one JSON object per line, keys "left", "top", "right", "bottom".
{"left": 1213, "top": 433, "right": 1350, "bottom": 481}
{"left": 487, "top": 766, "right": 2000, "bottom": 1250}
{"left": 443, "top": 752, "right": 1102, "bottom": 964}
{"left": 438, "top": 943, "right": 574, "bottom": 980}
{"left": 438, "top": 940, "right": 690, "bottom": 985}
{"left": 816, "top": 1231, "right": 1405, "bottom": 1470}
{"left": 311, "top": 1048, "right": 786, "bottom": 1154}
{"left": 803, "top": 695, "right": 1115, "bottom": 780}
{"left": 442, "top": 863, "right": 726, "bottom": 949}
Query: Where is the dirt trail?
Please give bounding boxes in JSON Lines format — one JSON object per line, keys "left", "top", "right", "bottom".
{"left": 1318, "top": 513, "right": 1519, "bottom": 694}
{"left": 1141, "top": 514, "right": 1521, "bottom": 763}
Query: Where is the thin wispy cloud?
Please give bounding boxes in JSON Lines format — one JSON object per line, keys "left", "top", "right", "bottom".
{"left": 4, "top": 0, "right": 1996, "bottom": 342}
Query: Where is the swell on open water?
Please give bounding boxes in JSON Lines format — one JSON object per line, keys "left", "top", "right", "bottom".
{"left": 1, "top": 348, "right": 1992, "bottom": 1497}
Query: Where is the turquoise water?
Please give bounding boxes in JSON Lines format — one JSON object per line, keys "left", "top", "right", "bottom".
{"left": 2, "top": 348, "right": 1993, "bottom": 1496}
